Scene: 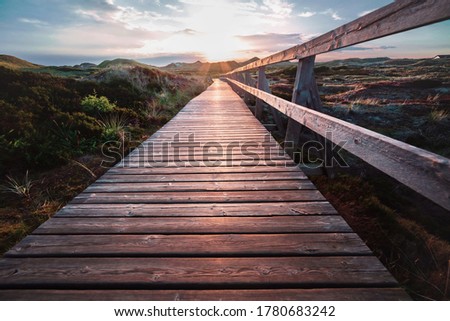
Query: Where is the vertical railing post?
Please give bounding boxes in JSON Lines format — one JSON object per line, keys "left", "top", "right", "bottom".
{"left": 256, "top": 66, "right": 285, "bottom": 134}
{"left": 284, "top": 56, "right": 334, "bottom": 176}
{"left": 255, "top": 67, "right": 265, "bottom": 120}
{"left": 243, "top": 71, "right": 253, "bottom": 103}
{"left": 235, "top": 73, "right": 245, "bottom": 97}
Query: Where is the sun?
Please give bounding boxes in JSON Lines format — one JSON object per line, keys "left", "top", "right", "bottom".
{"left": 132, "top": 1, "right": 251, "bottom": 62}
{"left": 185, "top": 1, "right": 248, "bottom": 61}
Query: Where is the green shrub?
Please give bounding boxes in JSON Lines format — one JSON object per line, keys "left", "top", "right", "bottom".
{"left": 81, "top": 92, "right": 116, "bottom": 113}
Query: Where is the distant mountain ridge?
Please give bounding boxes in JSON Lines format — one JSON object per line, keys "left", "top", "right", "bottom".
{"left": 2, "top": 54, "right": 447, "bottom": 78}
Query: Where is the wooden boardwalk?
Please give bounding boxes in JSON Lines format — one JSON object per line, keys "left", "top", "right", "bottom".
{"left": 0, "top": 80, "right": 409, "bottom": 300}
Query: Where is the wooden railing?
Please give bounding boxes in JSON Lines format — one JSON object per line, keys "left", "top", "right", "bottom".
{"left": 224, "top": 0, "right": 450, "bottom": 211}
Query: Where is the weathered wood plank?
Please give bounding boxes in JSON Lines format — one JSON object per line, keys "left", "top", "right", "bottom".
{"left": 226, "top": 79, "right": 450, "bottom": 210}
{"left": 116, "top": 159, "right": 296, "bottom": 168}
{"left": 84, "top": 180, "right": 315, "bottom": 192}
{"left": 0, "top": 257, "right": 398, "bottom": 288}
{"left": 97, "top": 172, "right": 308, "bottom": 183}
{"left": 122, "top": 155, "right": 291, "bottom": 162}
{"left": 0, "top": 288, "right": 411, "bottom": 301}
{"left": 6, "top": 233, "right": 370, "bottom": 257}
{"left": 55, "top": 201, "right": 338, "bottom": 217}
{"left": 229, "top": 0, "right": 450, "bottom": 72}
{"left": 106, "top": 166, "right": 303, "bottom": 175}
{"left": 34, "top": 216, "right": 350, "bottom": 234}
{"left": 72, "top": 190, "right": 326, "bottom": 204}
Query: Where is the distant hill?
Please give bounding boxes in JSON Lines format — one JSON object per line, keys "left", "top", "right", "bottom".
{"left": 73, "top": 62, "right": 97, "bottom": 69}
{"left": 162, "top": 57, "right": 260, "bottom": 74}
{"left": 97, "top": 58, "right": 155, "bottom": 69}
{"left": 0, "top": 54, "right": 41, "bottom": 69}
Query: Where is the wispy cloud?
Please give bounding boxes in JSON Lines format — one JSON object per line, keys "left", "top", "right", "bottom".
{"left": 261, "top": 0, "right": 294, "bottom": 17}
{"left": 165, "top": 4, "right": 183, "bottom": 12}
{"left": 18, "top": 18, "right": 48, "bottom": 26}
{"left": 322, "top": 9, "right": 342, "bottom": 21}
{"left": 237, "top": 32, "right": 305, "bottom": 54}
{"left": 298, "top": 11, "right": 316, "bottom": 18}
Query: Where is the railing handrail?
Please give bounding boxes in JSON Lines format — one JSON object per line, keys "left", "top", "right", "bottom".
{"left": 227, "top": 0, "right": 450, "bottom": 74}
{"left": 223, "top": 0, "right": 450, "bottom": 210}
{"left": 226, "top": 78, "right": 450, "bottom": 210}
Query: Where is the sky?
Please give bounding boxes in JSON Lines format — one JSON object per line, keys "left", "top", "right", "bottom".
{"left": 0, "top": 0, "right": 449, "bottom": 66}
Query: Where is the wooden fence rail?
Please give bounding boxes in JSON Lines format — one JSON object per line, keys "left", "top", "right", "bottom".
{"left": 224, "top": 0, "right": 450, "bottom": 210}
{"left": 228, "top": 0, "right": 450, "bottom": 73}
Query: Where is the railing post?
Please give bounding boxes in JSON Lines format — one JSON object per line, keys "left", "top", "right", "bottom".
{"left": 243, "top": 71, "right": 254, "bottom": 103}
{"left": 284, "top": 56, "right": 334, "bottom": 176}
{"left": 256, "top": 67, "right": 285, "bottom": 134}
{"left": 235, "top": 73, "right": 245, "bottom": 97}
{"left": 255, "top": 68, "right": 265, "bottom": 120}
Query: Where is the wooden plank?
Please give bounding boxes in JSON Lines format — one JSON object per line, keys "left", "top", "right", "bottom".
{"left": 229, "top": 0, "right": 450, "bottom": 72}
{"left": 123, "top": 155, "right": 291, "bottom": 162}
{"left": 0, "top": 256, "right": 398, "bottom": 288}
{"left": 33, "top": 216, "right": 350, "bottom": 234}
{"left": 84, "top": 180, "right": 315, "bottom": 192}
{"left": 6, "top": 233, "right": 371, "bottom": 257}
{"left": 97, "top": 172, "right": 308, "bottom": 183}
{"left": 56, "top": 201, "right": 338, "bottom": 217}
{"left": 116, "top": 160, "right": 296, "bottom": 168}
{"left": 0, "top": 288, "right": 411, "bottom": 301}
{"left": 71, "top": 190, "right": 326, "bottom": 204}
{"left": 226, "top": 79, "right": 450, "bottom": 210}
{"left": 106, "top": 166, "right": 302, "bottom": 175}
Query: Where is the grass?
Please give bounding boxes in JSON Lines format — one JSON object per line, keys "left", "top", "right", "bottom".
{"left": 0, "top": 170, "right": 35, "bottom": 200}
{"left": 98, "top": 114, "right": 129, "bottom": 140}
{"left": 428, "top": 108, "right": 449, "bottom": 123}
{"left": 311, "top": 170, "right": 450, "bottom": 300}
{"left": 144, "top": 100, "right": 166, "bottom": 123}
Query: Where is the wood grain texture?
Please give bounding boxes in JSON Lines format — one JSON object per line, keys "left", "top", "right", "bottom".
{"left": 33, "top": 216, "right": 351, "bottom": 234}
{"left": 0, "top": 288, "right": 411, "bottom": 301}
{"left": 55, "top": 201, "right": 338, "bottom": 217}
{"left": 71, "top": 190, "right": 326, "bottom": 204}
{"left": 96, "top": 172, "right": 308, "bottom": 183}
{"left": 6, "top": 233, "right": 370, "bottom": 257}
{"left": 84, "top": 180, "right": 315, "bottom": 193}
{"left": 0, "top": 257, "right": 397, "bottom": 288}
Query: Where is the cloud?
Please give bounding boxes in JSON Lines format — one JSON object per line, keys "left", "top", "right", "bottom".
{"left": 73, "top": 1, "right": 179, "bottom": 32}
{"left": 298, "top": 11, "right": 316, "bottom": 18}
{"left": 237, "top": 32, "right": 304, "bottom": 53}
{"left": 322, "top": 9, "right": 342, "bottom": 21}
{"left": 262, "top": 0, "right": 294, "bottom": 17}
{"left": 51, "top": 22, "right": 167, "bottom": 56}
{"left": 165, "top": 4, "right": 183, "bottom": 12}
{"left": 18, "top": 18, "right": 48, "bottom": 26}
{"left": 176, "top": 28, "right": 198, "bottom": 35}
